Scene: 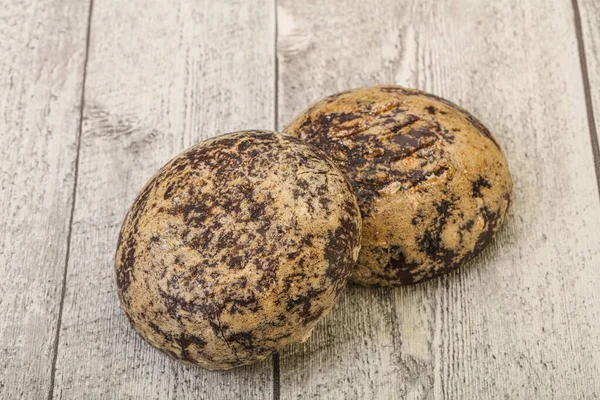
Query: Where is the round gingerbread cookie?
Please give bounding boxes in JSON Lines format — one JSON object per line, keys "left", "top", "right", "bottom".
{"left": 285, "top": 86, "right": 512, "bottom": 286}
{"left": 115, "top": 130, "right": 361, "bottom": 369}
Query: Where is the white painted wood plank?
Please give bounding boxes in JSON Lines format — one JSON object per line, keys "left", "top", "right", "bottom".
{"left": 0, "top": 1, "right": 90, "bottom": 398}
{"left": 277, "top": 1, "right": 600, "bottom": 398}
{"left": 52, "top": 1, "right": 275, "bottom": 398}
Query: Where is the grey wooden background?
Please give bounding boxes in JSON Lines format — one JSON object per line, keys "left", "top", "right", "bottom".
{"left": 1, "top": 0, "right": 600, "bottom": 399}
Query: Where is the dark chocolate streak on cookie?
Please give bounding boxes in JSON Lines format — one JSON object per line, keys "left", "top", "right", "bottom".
{"left": 293, "top": 100, "right": 455, "bottom": 213}
{"left": 378, "top": 86, "right": 501, "bottom": 150}
{"left": 405, "top": 89, "right": 500, "bottom": 150}
{"left": 385, "top": 245, "right": 420, "bottom": 284}
{"left": 116, "top": 179, "right": 156, "bottom": 302}
{"left": 145, "top": 321, "right": 208, "bottom": 363}
{"left": 417, "top": 199, "right": 458, "bottom": 264}
{"left": 472, "top": 176, "right": 492, "bottom": 198}
{"left": 413, "top": 204, "right": 502, "bottom": 284}
{"left": 324, "top": 213, "right": 360, "bottom": 282}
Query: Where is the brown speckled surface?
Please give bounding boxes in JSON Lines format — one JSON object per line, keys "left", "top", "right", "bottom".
{"left": 285, "top": 86, "right": 513, "bottom": 286}
{"left": 114, "top": 130, "right": 361, "bottom": 370}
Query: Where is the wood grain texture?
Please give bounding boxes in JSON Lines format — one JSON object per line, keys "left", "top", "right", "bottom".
{"left": 277, "top": 0, "right": 600, "bottom": 398}
{"left": 578, "top": 0, "right": 600, "bottom": 186}
{"left": 0, "top": 1, "right": 89, "bottom": 398}
{"left": 51, "top": 1, "right": 275, "bottom": 398}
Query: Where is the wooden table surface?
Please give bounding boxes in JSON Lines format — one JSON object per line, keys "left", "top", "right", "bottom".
{"left": 2, "top": 0, "right": 600, "bottom": 399}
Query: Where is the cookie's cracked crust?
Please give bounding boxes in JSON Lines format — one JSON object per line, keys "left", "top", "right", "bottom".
{"left": 115, "top": 131, "right": 362, "bottom": 369}
{"left": 285, "top": 86, "right": 513, "bottom": 286}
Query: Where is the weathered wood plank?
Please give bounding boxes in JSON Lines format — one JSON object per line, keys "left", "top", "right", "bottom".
{"left": 0, "top": 1, "right": 90, "bottom": 398}
{"left": 578, "top": 0, "right": 600, "bottom": 187}
{"left": 51, "top": 1, "right": 275, "bottom": 398}
{"left": 277, "top": 0, "right": 600, "bottom": 398}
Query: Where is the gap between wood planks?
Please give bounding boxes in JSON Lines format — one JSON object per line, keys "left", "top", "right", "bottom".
{"left": 572, "top": 0, "right": 600, "bottom": 199}
{"left": 47, "top": 1, "right": 95, "bottom": 399}
{"left": 272, "top": 0, "right": 281, "bottom": 399}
